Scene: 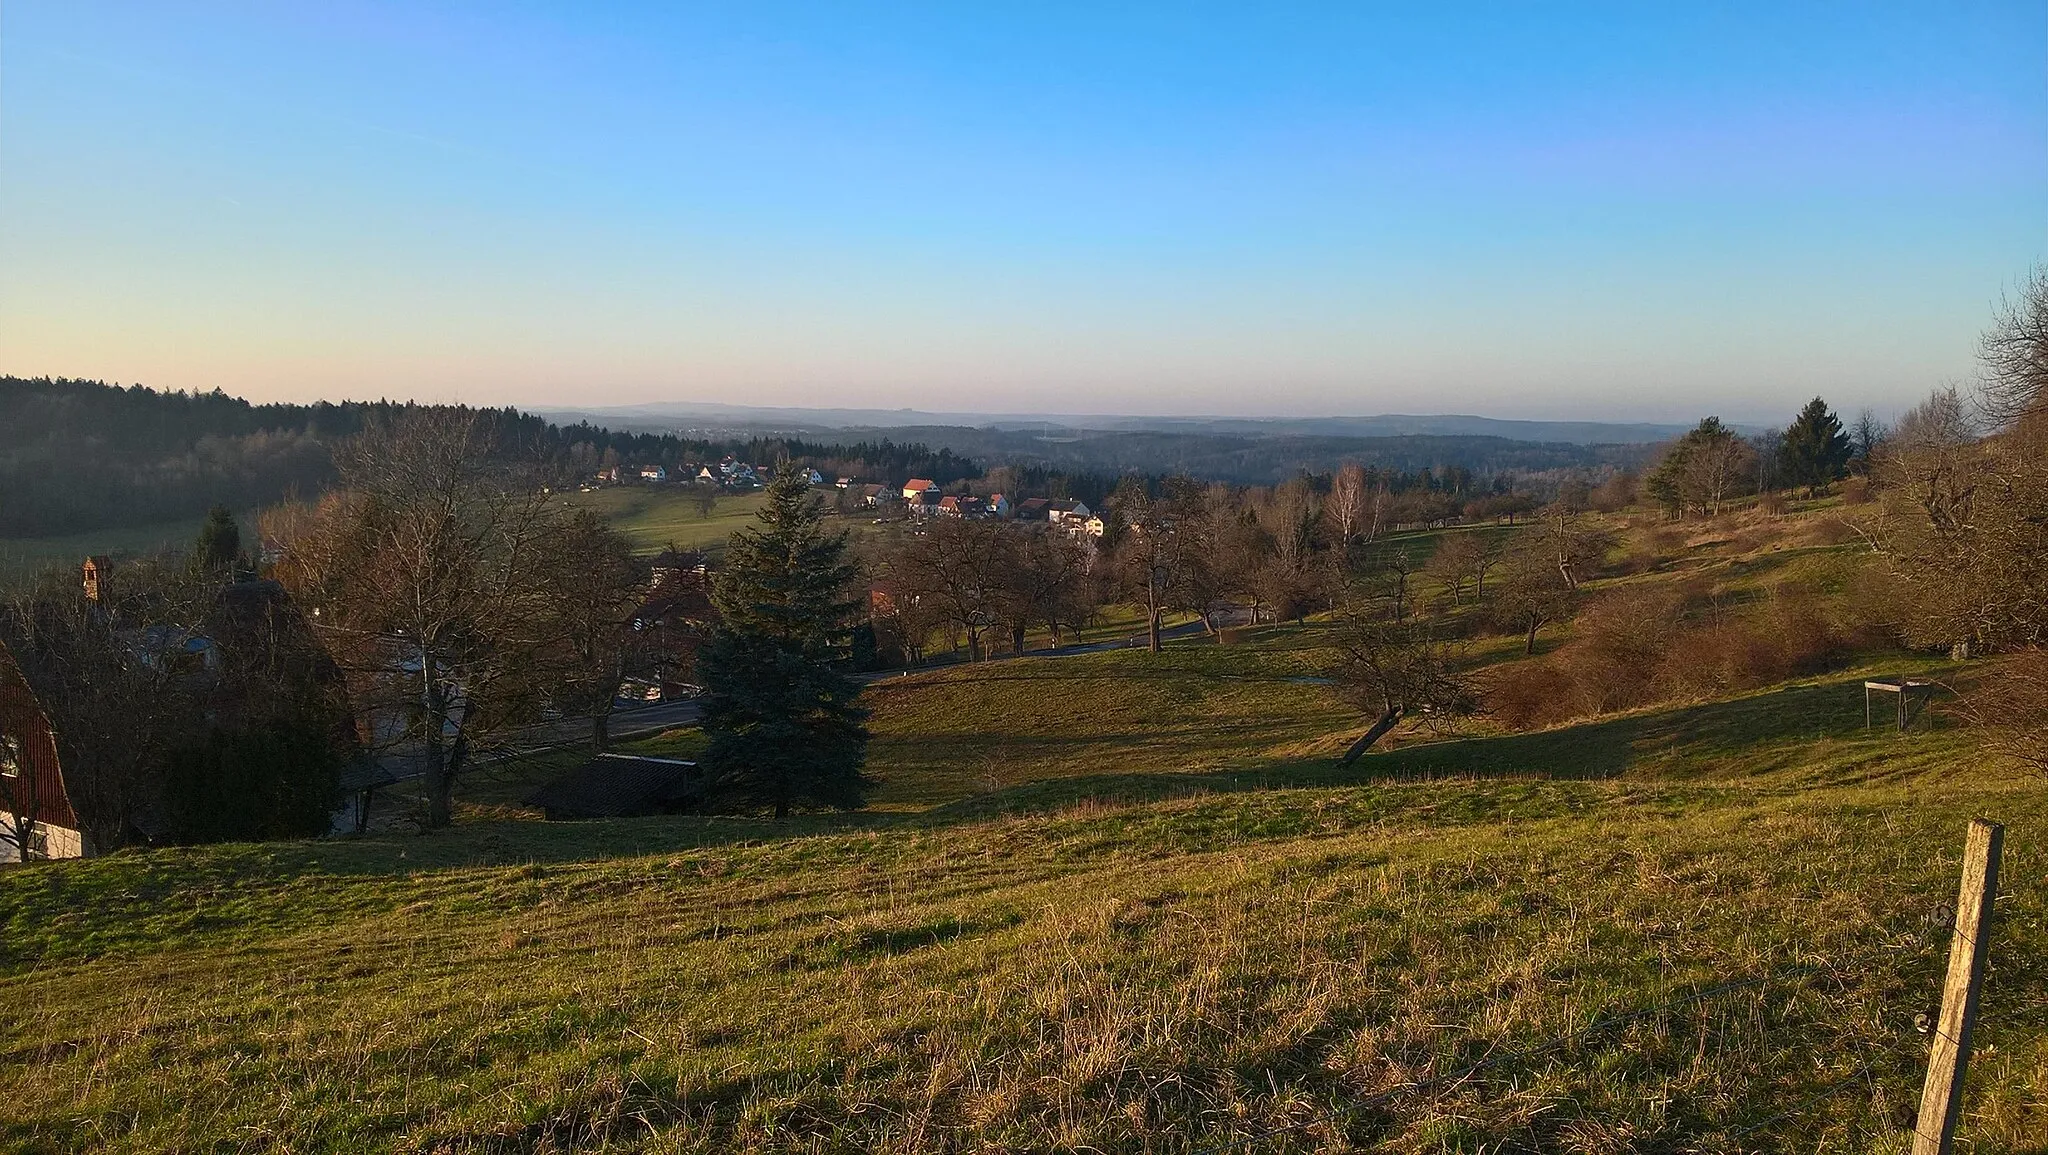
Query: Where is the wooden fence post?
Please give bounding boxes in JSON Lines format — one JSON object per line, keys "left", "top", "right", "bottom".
{"left": 1913, "top": 818, "right": 2003, "bottom": 1155}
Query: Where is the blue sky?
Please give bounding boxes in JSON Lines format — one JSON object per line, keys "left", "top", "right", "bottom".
{"left": 2, "top": 2, "right": 2043, "bottom": 421}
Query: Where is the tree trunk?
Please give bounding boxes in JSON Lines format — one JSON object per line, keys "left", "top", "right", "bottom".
{"left": 1147, "top": 609, "right": 1162, "bottom": 653}
{"left": 1525, "top": 622, "right": 1539, "bottom": 654}
{"left": 422, "top": 661, "right": 452, "bottom": 830}
{"left": 1012, "top": 623, "right": 1026, "bottom": 656}
{"left": 1339, "top": 707, "right": 1405, "bottom": 766}
{"left": 592, "top": 710, "right": 610, "bottom": 755}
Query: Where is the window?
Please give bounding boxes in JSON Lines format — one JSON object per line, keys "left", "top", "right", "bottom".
{"left": 0, "top": 734, "right": 22, "bottom": 779}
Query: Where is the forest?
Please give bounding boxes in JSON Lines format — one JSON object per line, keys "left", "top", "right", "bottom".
{"left": 0, "top": 376, "right": 1630, "bottom": 540}
{"left": 0, "top": 378, "right": 974, "bottom": 538}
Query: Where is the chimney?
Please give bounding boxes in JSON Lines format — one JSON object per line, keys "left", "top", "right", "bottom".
{"left": 82, "top": 556, "right": 111, "bottom": 602}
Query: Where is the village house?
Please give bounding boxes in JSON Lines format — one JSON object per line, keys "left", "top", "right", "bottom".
{"left": 0, "top": 642, "right": 85, "bottom": 861}
{"left": 1, "top": 561, "right": 353, "bottom": 858}
{"left": 638, "top": 465, "right": 668, "bottom": 483}
{"left": 1015, "top": 497, "right": 1051, "bottom": 521}
{"left": 986, "top": 493, "right": 1012, "bottom": 518}
{"left": 1045, "top": 499, "right": 1092, "bottom": 526}
{"left": 902, "top": 478, "right": 939, "bottom": 502}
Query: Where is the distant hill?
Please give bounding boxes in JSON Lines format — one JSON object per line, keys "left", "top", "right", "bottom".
{"left": 535, "top": 403, "right": 1711, "bottom": 445}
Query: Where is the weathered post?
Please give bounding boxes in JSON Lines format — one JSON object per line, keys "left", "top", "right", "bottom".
{"left": 1913, "top": 818, "right": 2003, "bottom": 1155}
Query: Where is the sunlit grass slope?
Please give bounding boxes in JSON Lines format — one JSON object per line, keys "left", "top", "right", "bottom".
{"left": 863, "top": 628, "right": 1348, "bottom": 810}
{"left": 557, "top": 488, "right": 769, "bottom": 557}
{"left": 3, "top": 667, "right": 2044, "bottom": 1153}
{"left": 5, "top": 504, "right": 2044, "bottom": 1152}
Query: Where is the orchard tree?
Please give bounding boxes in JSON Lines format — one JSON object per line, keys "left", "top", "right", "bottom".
{"left": 1490, "top": 547, "right": 1576, "bottom": 654}
{"left": 696, "top": 464, "right": 870, "bottom": 817}
{"left": 1330, "top": 603, "right": 1476, "bottom": 764}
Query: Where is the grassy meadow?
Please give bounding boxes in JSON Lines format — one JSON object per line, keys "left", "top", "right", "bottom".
{"left": 2, "top": 500, "right": 2045, "bottom": 1152}
{"left": 0, "top": 515, "right": 214, "bottom": 585}
{"left": 555, "top": 487, "right": 771, "bottom": 557}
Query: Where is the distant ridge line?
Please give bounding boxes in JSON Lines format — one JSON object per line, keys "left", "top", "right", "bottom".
{"left": 536, "top": 403, "right": 1730, "bottom": 445}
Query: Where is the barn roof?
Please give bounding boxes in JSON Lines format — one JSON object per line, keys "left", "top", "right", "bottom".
{"left": 525, "top": 754, "right": 702, "bottom": 820}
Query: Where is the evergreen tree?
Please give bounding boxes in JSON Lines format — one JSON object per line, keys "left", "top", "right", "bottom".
{"left": 192, "top": 504, "right": 241, "bottom": 576}
{"left": 1779, "top": 397, "right": 1853, "bottom": 495}
{"left": 696, "top": 465, "right": 870, "bottom": 817}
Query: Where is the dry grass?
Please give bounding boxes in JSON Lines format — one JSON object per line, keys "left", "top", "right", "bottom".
{"left": 3, "top": 503, "right": 2043, "bottom": 1152}
{"left": 862, "top": 632, "right": 1349, "bottom": 810}
{"left": 1, "top": 735, "right": 2041, "bottom": 1152}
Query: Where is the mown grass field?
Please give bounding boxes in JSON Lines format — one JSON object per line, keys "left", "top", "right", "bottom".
{"left": 2, "top": 503, "right": 2044, "bottom": 1152}
{"left": 556, "top": 487, "right": 771, "bottom": 557}
{"left": 559, "top": 487, "right": 882, "bottom": 561}
{"left": 0, "top": 515, "right": 215, "bottom": 585}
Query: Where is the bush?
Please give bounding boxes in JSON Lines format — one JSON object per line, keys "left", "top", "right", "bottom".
{"left": 1485, "top": 580, "right": 1866, "bottom": 730}
{"left": 1484, "top": 661, "right": 1576, "bottom": 730}
{"left": 1589, "top": 472, "right": 1638, "bottom": 513}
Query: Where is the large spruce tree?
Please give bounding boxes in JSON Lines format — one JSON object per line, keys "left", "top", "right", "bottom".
{"left": 1779, "top": 397, "right": 1853, "bottom": 495}
{"left": 696, "top": 465, "right": 870, "bottom": 817}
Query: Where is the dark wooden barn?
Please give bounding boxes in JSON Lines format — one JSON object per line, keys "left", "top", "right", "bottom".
{"left": 525, "top": 754, "right": 702, "bottom": 820}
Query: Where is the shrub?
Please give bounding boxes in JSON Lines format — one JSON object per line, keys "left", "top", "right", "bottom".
{"left": 1485, "top": 660, "right": 1578, "bottom": 730}
{"left": 1486, "top": 579, "right": 1866, "bottom": 730}
{"left": 1961, "top": 648, "right": 2048, "bottom": 776}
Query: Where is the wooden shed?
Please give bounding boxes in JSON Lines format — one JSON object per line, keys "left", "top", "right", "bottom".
{"left": 525, "top": 754, "right": 703, "bottom": 820}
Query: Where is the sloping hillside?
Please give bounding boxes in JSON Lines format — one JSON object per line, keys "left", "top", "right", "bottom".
{"left": 3, "top": 505, "right": 2043, "bottom": 1152}
{"left": 3, "top": 656, "right": 2043, "bottom": 1152}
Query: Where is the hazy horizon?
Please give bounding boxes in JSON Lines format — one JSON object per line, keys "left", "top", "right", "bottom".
{"left": 3, "top": 2, "right": 2043, "bottom": 422}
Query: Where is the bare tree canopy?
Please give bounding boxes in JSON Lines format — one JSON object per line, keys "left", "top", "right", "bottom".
{"left": 267, "top": 409, "right": 590, "bottom": 828}
{"left": 1330, "top": 602, "right": 1477, "bottom": 764}
{"left": 1979, "top": 266, "right": 2048, "bottom": 429}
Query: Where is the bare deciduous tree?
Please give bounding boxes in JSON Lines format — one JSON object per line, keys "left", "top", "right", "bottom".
{"left": 536, "top": 510, "right": 646, "bottom": 753}
{"left": 1424, "top": 532, "right": 1486, "bottom": 606}
{"left": 1328, "top": 463, "right": 1369, "bottom": 557}
{"left": 1109, "top": 475, "right": 1213, "bottom": 652}
{"left": 1331, "top": 603, "right": 1477, "bottom": 764}
{"left": 0, "top": 558, "right": 211, "bottom": 851}
{"left": 1490, "top": 547, "right": 1577, "bottom": 654}
{"left": 268, "top": 409, "right": 572, "bottom": 828}
{"left": 1979, "top": 266, "right": 2048, "bottom": 430}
